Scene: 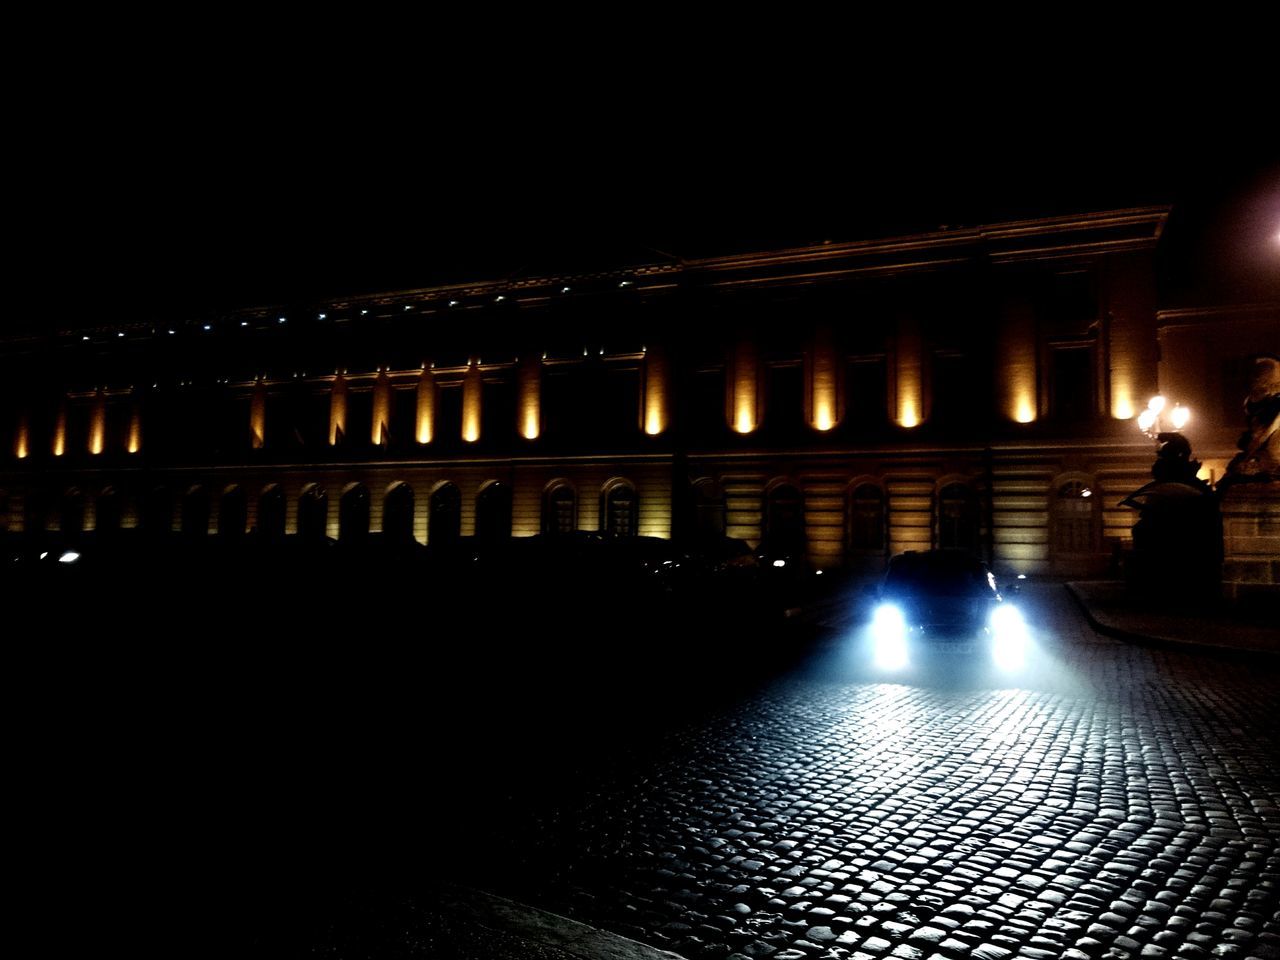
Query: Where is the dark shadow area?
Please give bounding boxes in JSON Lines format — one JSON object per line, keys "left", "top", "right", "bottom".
{"left": 4, "top": 530, "right": 851, "bottom": 956}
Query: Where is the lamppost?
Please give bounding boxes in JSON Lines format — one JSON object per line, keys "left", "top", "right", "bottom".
{"left": 1135, "top": 395, "right": 1191, "bottom": 442}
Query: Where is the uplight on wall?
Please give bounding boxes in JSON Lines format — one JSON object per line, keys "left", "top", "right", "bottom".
{"left": 14, "top": 413, "right": 29, "bottom": 459}
{"left": 462, "top": 362, "right": 482, "bottom": 443}
{"left": 416, "top": 369, "right": 435, "bottom": 444}
{"left": 88, "top": 392, "right": 106, "bottom": 455}
{"left": 52, "top": 405, "right": 67, "bottom": 457}
{"left": 731, "top": 339, "right": 759, "bottom": 434}
{"left": 329, "top": 374, "right": 348, "bottom": 446}
{"left": 371, "top": 371, "right": 391, "bottom": 446}
{"left": 518, "top": 356, "right": 540, "bottom": 440}
{"left": 127, "top": 403, "right": 142, "bottom": 454}
{"left": 643, "top": 346, "right": 669, "bottom": 436}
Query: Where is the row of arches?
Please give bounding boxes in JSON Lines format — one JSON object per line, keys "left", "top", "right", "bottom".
{"left": 29, "top": 478, "right": 644, "bottom": 545}
{"left": 695, "top": 475, "right": 1102, "bottom": 556}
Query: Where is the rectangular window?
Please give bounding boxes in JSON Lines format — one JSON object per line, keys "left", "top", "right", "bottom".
{"left": 1050, "top": 344, "right": 1096, "bottom": 420}
{"left": 689, "top": 368, "right": 725, "bottom": 443}
{"left": 764, "top": 364, "right": 803, "bottom": 437}
{"left": 845, "top": 357, "right": 889, "bottom": 431}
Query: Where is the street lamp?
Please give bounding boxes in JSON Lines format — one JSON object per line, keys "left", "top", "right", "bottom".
{"left": 1136, "top": 395, "right": 1191, "bottom": 440}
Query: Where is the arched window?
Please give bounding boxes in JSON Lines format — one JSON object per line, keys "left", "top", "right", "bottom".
{"left": 1053, "top": 479, "right": 1099, "bottom": 555}
{"left": 142, "top": 488, "right": 172, "bottom": 539}
{"left": 848, "top": 483, "right": 885, "bottom": 553}
{"left": 429, "top": 482, "right": 461, "bottom": 546}
{"left": 181, "top": 486, "right": 210, "bottom": 538}
{"left": 542, "top": 482, "right": 576, "bottom": 536}
{"left": 602, "top": 480, "right": 637, "bottom": 537}
{"left": 61, "top": 488, "right": 85, "bottom": 538}
{"left": 257, "top": 485, "right": 286, "bottom": 542}
{"left": 692, "top": 478, "right": 726, "bottom": 540}
{"left": 764, "top": 483, "right": 805, "bottom": 553}
{"left": 476, "top": 482, "right": 512, "bottom": 542}
{"left": 298, "top": 484, "right": 328, "bottom": 544}
{"left": 97, "top": 487, "right": 123, "bottom": 537}
{"left": 382, "top": 483, "right": 413, "bottom": 544}
{"left": 219, "top": 486, "right": 247, "bottom": 540}
{"left": 340, "top": 483, "right": 370, "bottom": 543}
{"left": 937, "top": 482, "right": 978, "bottom": 553}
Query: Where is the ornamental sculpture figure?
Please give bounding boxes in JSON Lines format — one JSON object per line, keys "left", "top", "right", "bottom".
{"left": 1224, "top": 353, "right": 1280, "bottom": 484}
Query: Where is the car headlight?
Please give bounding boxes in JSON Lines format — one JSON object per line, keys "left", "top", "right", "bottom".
{"left": 990, "top": 604, "right": 1028, "bottom": 670}
{"left": 871, "top": 603, "right": 909, "bottom": 670}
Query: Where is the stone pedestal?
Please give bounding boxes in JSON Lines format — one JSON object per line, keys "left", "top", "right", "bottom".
{"left": 1220, "top": 482, "right": 1280, "bottom": 605}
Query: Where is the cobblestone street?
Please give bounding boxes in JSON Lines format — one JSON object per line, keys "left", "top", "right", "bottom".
{"left": 447, "top": 585, "right": 1280, "bottom": 960}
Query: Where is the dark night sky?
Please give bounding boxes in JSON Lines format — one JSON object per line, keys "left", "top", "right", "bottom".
{"left": 10, "top": 83, "right": 1278, "bottom": 333}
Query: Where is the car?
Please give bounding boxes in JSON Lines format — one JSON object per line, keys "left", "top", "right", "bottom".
{"left": 869, "top": 549, "right": 1030, "bottom": 671}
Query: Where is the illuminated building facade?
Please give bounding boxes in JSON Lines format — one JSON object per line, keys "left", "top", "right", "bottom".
{"left": 2, "top": 207, "right": 1274, "bottom": 577}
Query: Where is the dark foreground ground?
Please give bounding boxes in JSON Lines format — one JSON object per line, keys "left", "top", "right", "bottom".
{"left": 11, "top": 555, "right": 1280, "bottom": 959}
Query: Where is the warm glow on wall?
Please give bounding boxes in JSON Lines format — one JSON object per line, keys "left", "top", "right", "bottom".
{"left": 371, "top": 371, "right": 391, "bottom": 446}
{"left": 88, "top": 392, "right": 106, "bottom": 455}
{"left": 1112, "top": 385, "right": 1135, "bottom": 421}
{"left": 416, "top": 370, "right": 435, "bottom": 444}
{"left": 14, "top": 413, "right": 29, "bottom": 459}
{"left": 250, "top": 382, "right": 266, "bottom": 449}
{"left": 808, "top": 328, "right": 839, "bottom": 432}
{"left": 998, "top": 304, "right": 1038, "bottom": 424}
{"left": 518, "top": 356, "right": 540, "bottom": 440}
{"left": 127, "top": 403, "right": 142, "bottom": 454}
{"left": 329, "top": 374, "right": 348, "bottom": 445}
{"left": 643, "top": 346, "right": 668, "bottom": 436}
{"left": 731, "top": 339, "right": 759, "bottom": 434}
{"left": 52, "top": 405, "right": 67, "bottom": 456}
{"left": 896, "top": 316, "right": 923, "bottom": 428}
{"left": 462, "top": 362, "right": 482, "bottom": 443}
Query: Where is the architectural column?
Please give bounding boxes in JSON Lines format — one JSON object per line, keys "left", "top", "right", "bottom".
{"left": 997, "top": 292, "right": 1038, "bottom": 423}
{"left": 416, "top": 368, "right": 435, "bottom": 444}
{"left": 462, "top": 361, "right": 482, "bottom": 443}
{"left": 728, "top": 335, "right": 760, "bottom": 434}
{"left": 518, "top": 354, "right": 541, "bottom": 440}
{"left": 642, "top": 344, "right": 669, "bottom": 436}
{"left": 127, "top": 392, "right": 142, "bottom": 453}
{"left": 371, "top": 369, "right": 391, "bottom": 447}
{"left": 894, "top": 313, "right": 924, "bottom": 428}
{"left": 52, "top": 400, "right": 67, "bottom": 456}
{"left": 250, "top": 381, "right": 266, "bottom": 449}
{"left": 805, "top": 324, "right": 840, "bottom": 431}
{"left": 14, "top": 410, "right": 29, "bottom": 459}
{"left": 1105, "top": 251, "right": 1159, "bottom": 420}
{"left": 328, "top": 373, "right": 348, "bottom": 445}
{"left": 88, "top": 389, "right": 106, "bottom": 455}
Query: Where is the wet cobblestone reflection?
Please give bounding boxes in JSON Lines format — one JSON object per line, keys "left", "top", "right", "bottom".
{"left": 485, "top": 589, "right": 1280, "bottom": 960}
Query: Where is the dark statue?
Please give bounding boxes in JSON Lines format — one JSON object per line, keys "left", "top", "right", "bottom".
{"left": 1222, "top": 354, "right": 1280, "bottom": 485}
{"left": 1120, "top": 431, "right": 1221, "bottom": 601}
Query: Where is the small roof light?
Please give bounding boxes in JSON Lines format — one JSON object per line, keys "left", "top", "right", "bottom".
{"left": 167, "top": 329, "right": 175, "bottom": 335}
{"left": 561, "top": 286, "right": 571, "bottom": 293}
{"left": 448, "top": 300, "right": 459, "bottom": 307}
{"left": 360, "top": 309, "right": 368, "bottom": 315}
{"left": 1017, "top": 573, "right": 1027, "bottom": 580}
{"left": 772, "top": 559, "right": 786, "bottom": 568}
{"left": 117, "top": 331, "right": 125, "bottom": 338}
{"left": 619, "top": 280, "right": 632, "bottom": 288}
{"left": 495, "top": 295, "right": 505, "bottom": 303}
{"left": 318, "top": 313, "right": 327, "bottom": 320}
{"left": 278, "top": 316, "right": 287, "bottom": 324}
{"left": 59, "top": 550, "right": 80, "bottom": 564}
{"left": 203, "top": 324, "right": 212, "bottom": 331}
{"left": 240, "top": 321, "right": 248, "bottom": 327}
{"left": 82, "top": 335, "right": 90, "bottom": 341}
